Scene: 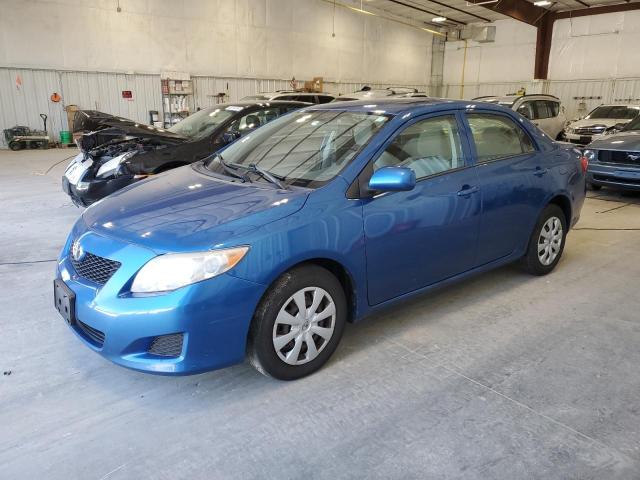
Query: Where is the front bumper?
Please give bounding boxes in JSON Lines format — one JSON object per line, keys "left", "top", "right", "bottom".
{"left": 564, "top": 132, "right": 595, "bottom": 146}
{"left": 62, "top": 174, "right": 138, "bottom": 207}
{"left": 588, "top": 163, "right": 640, "bottom": 191}
{"left": 55, "top": 229, "right": 266, "bottom": 375}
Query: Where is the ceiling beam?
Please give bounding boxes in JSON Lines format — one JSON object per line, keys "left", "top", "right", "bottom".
{"left": 415, "top": 0, "right": 492, "bottom": 23}
{"left": 479, "top": 0, "right": 547, "bottom": 25}
{"left": 386, "top": 0, "right": 468, "bottom": 25}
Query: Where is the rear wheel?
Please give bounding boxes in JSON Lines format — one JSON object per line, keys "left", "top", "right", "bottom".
{"left": 248, "top": 265, "right": 347, "bottom": 380}
{"left": 521, "top": 204, "right": 567, "bottom": 276}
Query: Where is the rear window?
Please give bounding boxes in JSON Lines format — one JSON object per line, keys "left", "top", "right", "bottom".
{"left": 467, "top": 114, "right": 535, "bottom": 162}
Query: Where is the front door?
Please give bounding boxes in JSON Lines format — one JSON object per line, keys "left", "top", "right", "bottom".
{"left": 363, "top": 113, "right": 481, "bottom": 305}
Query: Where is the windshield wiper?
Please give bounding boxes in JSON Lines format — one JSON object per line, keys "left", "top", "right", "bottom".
{"left": 246, "top": 163, "right": 288, "bottom": 190}
{"left": 204, "top": 153, "right": 249, "bottom": 182}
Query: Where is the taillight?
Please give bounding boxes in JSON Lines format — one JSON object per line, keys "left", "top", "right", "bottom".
{"left": 580, "top": 155, "right": 588, "bottom": 173}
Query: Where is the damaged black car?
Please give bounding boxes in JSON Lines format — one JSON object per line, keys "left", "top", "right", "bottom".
{"left": 62, "top": 101, "right": 309, "bottom": 206}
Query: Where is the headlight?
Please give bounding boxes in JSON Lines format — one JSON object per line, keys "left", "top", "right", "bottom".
{"left": 583, "top": 149, "right": 597, "bottom": 162}
{"left": 130, "top": 246, "right": 249, "bottom": 293}
{"left": 96, "top": 151, "right": 135, "bottom": 178}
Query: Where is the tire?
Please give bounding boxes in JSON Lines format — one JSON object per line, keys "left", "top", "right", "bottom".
{"left": 8, "top": 141, "right": 23, "bottom": 151}
{"left": 247, "top": 264, "right": 347, "bottom": 380}
{"left": 588, "top": 183, "right": 602, "bottom": 191}
{"left": 520, "top": 204, "right": 567, "bottom": 276}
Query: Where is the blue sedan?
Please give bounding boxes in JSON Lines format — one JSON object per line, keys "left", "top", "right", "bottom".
{"left": 54, "top": 99, "right": 587, "bottom": 380}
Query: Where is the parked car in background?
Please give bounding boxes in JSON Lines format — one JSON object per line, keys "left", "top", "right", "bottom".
{"left": 241, "top": 91, "right": 335, "bottom": 103}
{"left": 473, "top": 94, "right": 566, "bottom": 140}
{"left": 334, "top": 86, "right": 426, "bottom": 102}
{"left": 584, "top": 114, "right": 640, "bottom": 191}
{"left": 564, "top": 104, "right": 640, "bottom": 145}
{"left": 62, "top": 101, "right": 308, "bottom": 206}
{"left": 54, "top": 99, "right": 586, "bottom": 380}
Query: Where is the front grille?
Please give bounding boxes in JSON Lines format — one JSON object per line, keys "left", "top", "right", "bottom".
{"left": 574, "top": 126, "right": 605, "bottom": 135}
{"left": 76, "top": 319, "right": 105, "bottom": 347}
{"left": 148, "top": 333, "right": 184, "bottom": 357}
{"left": 598, "top": 150, "right": 640, "bottom": 166}
{"left": 71, "top": 252, "right": 121, "bottom": 285}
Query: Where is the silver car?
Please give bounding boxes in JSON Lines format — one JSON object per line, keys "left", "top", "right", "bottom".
{"left": 584, "top": 115, "right": 640, "bottom": 191}
{"left": 241, "top": 91, "right": 335, "bottom": 104}
{"left": 564, "top": 104, "right": 640, "bottom": 146}
{"left": 473, "top": 94, "right": 567, "bottom": 140}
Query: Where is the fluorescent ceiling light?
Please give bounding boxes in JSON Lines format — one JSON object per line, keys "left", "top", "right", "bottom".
{"left": 432, "top": 16, "right": 447, "bottom": 22}
{"left": 533, "top": 0, "right": 552, "bottom": 6}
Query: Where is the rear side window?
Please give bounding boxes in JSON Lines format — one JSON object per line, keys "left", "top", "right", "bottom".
{"left": 533, "top": 101, "right": 551, "bottom": 119}
{"left": 467, "top": 114, "right": 535, "bottom": 163}
{"left": 547, "top": 101, "right": 560, "bottom": 117}
{"left": 374, "top": 115, "right": 464, "bottom": 180}
{"left": 517, "top": 102, "right": 534, "bottom": 120}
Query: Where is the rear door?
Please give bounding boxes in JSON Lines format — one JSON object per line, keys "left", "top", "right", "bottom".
{"left": 363, "top": 112, "right": 481, "bottom": 305}
{"left": 463, "top": 111, "right": 542, "bottom": 265}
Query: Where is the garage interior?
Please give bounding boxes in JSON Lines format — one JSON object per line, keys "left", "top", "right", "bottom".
{"left": 2, "top": 0, "right": 640, "bottom": 478}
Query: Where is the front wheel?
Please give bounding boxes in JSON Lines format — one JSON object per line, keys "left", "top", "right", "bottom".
{"left": 247, "top": 265, "right": 347, "bottom": 380}
{"left": 521, "top": 204, "right": 567, "bottom": 276}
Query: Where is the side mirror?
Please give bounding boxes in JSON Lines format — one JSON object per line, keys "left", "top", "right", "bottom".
{"left": 368, "top": 167, "right": 416, "bottom": 193}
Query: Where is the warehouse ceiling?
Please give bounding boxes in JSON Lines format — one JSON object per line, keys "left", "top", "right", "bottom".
{"left": 364, "top": 0, "right": 640, "bottom": 27}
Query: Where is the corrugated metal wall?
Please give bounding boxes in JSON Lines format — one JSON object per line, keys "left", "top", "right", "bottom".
{"left": 0, "top": 67, "right": 429, "bottom": 147}
{"left": 4, "top": 66, "right": 638, "bottom": 148}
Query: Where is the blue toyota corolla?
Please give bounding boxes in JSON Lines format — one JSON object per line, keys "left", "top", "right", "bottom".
{"left": 54, "top": 99, "right": 587, "bottom": 380}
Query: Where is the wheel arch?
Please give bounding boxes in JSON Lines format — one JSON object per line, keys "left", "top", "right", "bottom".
{"left": 258, "top": 256, "right": 360, "bottom": 324}
{"left": 547, "top": 193, "right": 572, "bottom": 229}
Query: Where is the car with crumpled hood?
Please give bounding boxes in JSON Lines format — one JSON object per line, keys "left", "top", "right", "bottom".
{"left": 62, "top": 101, "right": 308, "bottom": 206}
{"left": 564, "top": 104, "right": 640, "bottom": 145}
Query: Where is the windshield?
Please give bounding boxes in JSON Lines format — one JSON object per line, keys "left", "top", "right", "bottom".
{"left": 624, "top": 115, "right": 640, "bottom": 131}
{"left": 586, "top": 106, "right": 640, "bottom": 120}
{"left": 205, "top": 110, "right": 390, "bottom": 188}
{"left": 168, "top": 106, "right": 237, "bottom": 139}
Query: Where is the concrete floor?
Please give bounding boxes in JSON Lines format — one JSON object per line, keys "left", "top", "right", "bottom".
{"left": 2, "top": 148, "right": 640, "bottom": 479}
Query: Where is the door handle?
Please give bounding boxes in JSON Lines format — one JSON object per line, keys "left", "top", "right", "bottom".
{"left": 457, "top": 185, "right": 479, "bottom": 197}
{"left": 534, "top": 167, "right": 549, "bottom": 177}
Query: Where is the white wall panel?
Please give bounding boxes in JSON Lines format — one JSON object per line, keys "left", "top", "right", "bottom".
{"left": 443, "top": 19, "right": 537, "bottom": 85}
{"left": 549, "top": 11, "right": 640, "bottom": 80}
{"left": 0, "top": 0, "right": 432, "bottom": 85}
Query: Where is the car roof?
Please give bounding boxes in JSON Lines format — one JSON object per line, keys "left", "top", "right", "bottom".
{"left": 304, "top": 97, "right": 513, "bottom": 116}
{"left": 202, "top": 100, "right": 311, "bottom": 110}
{"left": 255, "top": 92, "right": 334, "bottom": 97}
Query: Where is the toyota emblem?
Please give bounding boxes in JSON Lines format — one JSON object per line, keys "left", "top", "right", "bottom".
{"left": 71, "top": 240, "right": 84, "bottom": 262}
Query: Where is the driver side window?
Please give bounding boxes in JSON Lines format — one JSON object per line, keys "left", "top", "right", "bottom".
{"left": 373, "top": 115, "right": 464, "bottom": 180}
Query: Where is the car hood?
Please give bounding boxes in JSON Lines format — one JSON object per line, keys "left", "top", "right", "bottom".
{"left": 589, "top": 130, "right": 640, "bottom": 151}
{"left": 569, "top": 118, "right": 631, "bottom": 129}
{"left": 82, "top": 165, "right": 309, "bottom": 253}
{"left": 76, "top": 110, "right": 187, "bottom": 144}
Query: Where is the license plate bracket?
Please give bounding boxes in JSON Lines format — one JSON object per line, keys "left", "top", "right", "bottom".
{"left": 54, "top": 279, "right": 76, "bottom": 325}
